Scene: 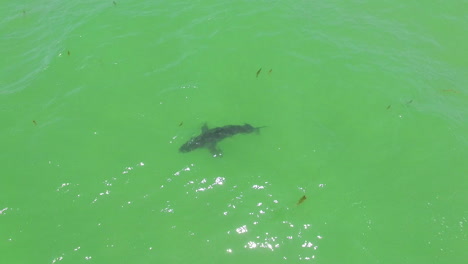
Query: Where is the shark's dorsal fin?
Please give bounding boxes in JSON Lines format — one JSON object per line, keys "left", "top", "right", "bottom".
{"left": 201, "top": 123, "right": 209, "bottom": 133}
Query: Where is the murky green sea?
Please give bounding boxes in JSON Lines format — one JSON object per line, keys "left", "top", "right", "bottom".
{"left": 1, "top": 0, "right": 466, "bottom": 263}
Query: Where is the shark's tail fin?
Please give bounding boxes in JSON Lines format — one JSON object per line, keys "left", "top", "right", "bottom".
{"left": 254, "top": 126, "right": 267, "bottom": 134}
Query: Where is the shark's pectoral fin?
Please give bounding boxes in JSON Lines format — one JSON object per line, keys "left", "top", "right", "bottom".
{"left": 207, "top": 142, "right": 223, "bottom": 158}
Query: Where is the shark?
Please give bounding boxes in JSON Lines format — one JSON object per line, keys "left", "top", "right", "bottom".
{"left": 179, "top": 123, "right": 261, "bottom": 157}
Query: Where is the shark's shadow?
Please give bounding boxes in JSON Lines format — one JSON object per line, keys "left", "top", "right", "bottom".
{"left": 179, "top": 123, "right": 261, "bottom": 157}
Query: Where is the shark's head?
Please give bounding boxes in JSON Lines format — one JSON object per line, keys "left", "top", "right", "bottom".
{"left": 179, "top": 138, "right": 202, "bottom": 152}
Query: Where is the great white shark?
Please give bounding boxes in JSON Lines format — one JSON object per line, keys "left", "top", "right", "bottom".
{"left": 179, "top": 123, "right": 262, "bottom": 157}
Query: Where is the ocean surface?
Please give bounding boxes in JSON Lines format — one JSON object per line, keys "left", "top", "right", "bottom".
{"left": 1, "top": 0, "right": 466, "bottom": 263}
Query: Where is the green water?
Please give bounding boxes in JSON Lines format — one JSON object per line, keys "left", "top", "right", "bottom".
{"left": 1, "top": 0, "right": 466, "bottom": 263}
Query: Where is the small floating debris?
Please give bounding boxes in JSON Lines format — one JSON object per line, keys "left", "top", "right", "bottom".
{"left": 297, "top": 195, "right": 307, "bottom": 205}
{"left": 179, "top": 121, "right": 183, "bottom": 127}
{"left": 442, "top": 89, "right": 459, "bottom": 94}
{"left": 256, "top": 68, "right": 262, "bottom": 78}
{"left": 33, "top": 120, "right": 37, "bottom": 126}
{"left": 386, "top": 105, "right": 391, "bottom": 110}
{"left": 268, "top": 69, "right": 272, "bottom": 74}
